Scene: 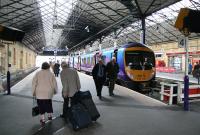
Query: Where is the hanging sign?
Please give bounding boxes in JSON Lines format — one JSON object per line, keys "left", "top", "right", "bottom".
{"left": 178, "top": 36, "right": 185, "bottom": 48}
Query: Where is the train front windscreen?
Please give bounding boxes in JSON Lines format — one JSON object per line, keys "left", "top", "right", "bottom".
{"left": 125, "top": 51, "right": 155, "bottom": 70}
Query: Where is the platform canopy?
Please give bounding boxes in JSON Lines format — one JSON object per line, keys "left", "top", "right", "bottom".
{"left": 0, "top": 0, "right": 199, "bottom": 53}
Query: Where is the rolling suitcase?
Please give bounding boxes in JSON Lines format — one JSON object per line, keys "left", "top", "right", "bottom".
{"left": 80, "top": 98, "right": 100, "bottom": 121}
{"left": 75, "top": 91, "right": 100, "bottom": 121}
{"left": 68, "top": 103, "right": 92, "bottom": 130}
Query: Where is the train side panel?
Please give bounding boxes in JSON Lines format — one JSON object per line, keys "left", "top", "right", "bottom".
{"left": 116, "top": 48, "right": 127, "bottom": 81}
{"left": 102, "top": 50, "right": 113, "bottom": 65}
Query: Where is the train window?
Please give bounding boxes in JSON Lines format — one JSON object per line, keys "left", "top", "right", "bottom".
{"left": 125, "top": 51, "right": 155, "bottom": 70}
{"left": 84, "top": 58, "right": 86, "bottom": 64}
{"left": 87, "top": 57, "right": 90, "bottom": 65}
{"left": 91, "top": 57, "right": 95, "bottom": 65}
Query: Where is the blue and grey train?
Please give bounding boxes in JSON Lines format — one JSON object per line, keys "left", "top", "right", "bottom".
{"left": 69, "top": 42, "right": 156, "bottom": 90}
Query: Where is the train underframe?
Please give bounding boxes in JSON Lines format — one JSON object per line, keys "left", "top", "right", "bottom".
{"left": 117, "top": 78, "right": 156, "bottom": 93}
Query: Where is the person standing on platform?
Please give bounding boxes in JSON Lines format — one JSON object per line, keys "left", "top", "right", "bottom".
{"left": 106, "top": 57, "right": 119, "bottom": 96}
{"left": 92, "top": 58, "right": 106, "bottom": 100}
{"left": 60, "top": 62, "right": 81, "bottom": 119}
{"left": 54, "top": 60, "right": 60, "bottom": 77}
{"left": 188, "top": 63, "right": 193, "bottom": 75}
{"left": 32, "top": 62, "right": 58, "bottom": 126}
{"left": 193, "top": 62, "right": 200, "bottom": 84}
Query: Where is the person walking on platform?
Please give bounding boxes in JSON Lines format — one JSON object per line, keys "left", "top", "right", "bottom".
{"left": 32, "top": 62, "right": 58, "bottom": 126}
{"left": 193, "top": 62, "right": 200, "bottom": 84}
{"left": 60, "top": 62, "right": 81, "bottom": 119}
{"left": 106, "top": 57, "right": 119, "bottom": 96}
{"left": 53, "top": 60, "right": 60, "bottom": 77}
{"left": 92, "top": 58, "right": 106, "bottom": 100}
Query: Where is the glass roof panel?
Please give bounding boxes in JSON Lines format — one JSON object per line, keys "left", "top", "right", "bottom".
{"left": 90, "top": 0, "right": 200, "bottom": 50}
{"left": 146, "top": 0, "right": 193, "bottom": 26}
{"left": 37, "top": 0, "right": 78, "bottom": 47}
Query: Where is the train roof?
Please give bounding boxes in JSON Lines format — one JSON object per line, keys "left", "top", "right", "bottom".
{"left": 122, "top": 42, "right": 149, "bottom": 48}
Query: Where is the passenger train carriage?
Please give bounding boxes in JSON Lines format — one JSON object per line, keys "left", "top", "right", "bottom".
{"left": 69, "top": 42, "right": 156, "bottom": 91}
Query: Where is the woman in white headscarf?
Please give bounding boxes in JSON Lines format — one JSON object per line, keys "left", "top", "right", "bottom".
{"left": 32, "top": 62, "right": 58, "bottom": 126}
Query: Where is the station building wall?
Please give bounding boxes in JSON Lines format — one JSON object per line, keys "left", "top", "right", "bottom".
{"left": 0, "top": 40, "right": 36, "bottom": 75}
{"left": 151, "top": 38, "right": 200, "bottom": 72}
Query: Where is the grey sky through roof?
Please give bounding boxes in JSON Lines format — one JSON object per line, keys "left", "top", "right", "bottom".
{"left": 38, "top": 0, "right": 78, "bottom": 48}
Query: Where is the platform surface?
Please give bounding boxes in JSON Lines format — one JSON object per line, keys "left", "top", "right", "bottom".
{"left": 0, "top": 69, "right": 200, "bottom": 135}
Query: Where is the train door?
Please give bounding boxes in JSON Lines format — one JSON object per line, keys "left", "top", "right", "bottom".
{"left": 114, "top": 49, "right": 118, "bottom": 62}
{"left": 78, "top": 56, "right": 81, "bottom": 70}
{"left": 72, "top": 57, "right": 74, "bottom": 68}
{"left": 95, "top": 52, "right": 99, "bottom": 64}
{"left": 111, "top": 49, "right": 118, "bottom": 62}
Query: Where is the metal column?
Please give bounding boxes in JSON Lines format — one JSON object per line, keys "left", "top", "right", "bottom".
{"left": 184, "top": 36, "right": 189, "bottom": 111}
{"left": 141, "top": 17, "right": 146, "bottom": 44}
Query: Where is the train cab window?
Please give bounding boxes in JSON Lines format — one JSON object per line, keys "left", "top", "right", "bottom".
{"left": 143, "top": 58, "right": 153, "bottom": 70}
{"left": 125, "top": 51, "right": 155, "bottom": 70}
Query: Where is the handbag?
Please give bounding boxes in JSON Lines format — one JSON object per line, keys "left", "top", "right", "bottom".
{"left": 32, "top": 97, "right": 39, "bottom": 117}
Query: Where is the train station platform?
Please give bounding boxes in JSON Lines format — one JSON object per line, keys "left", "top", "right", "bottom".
{"left": 0, "top": 70, "right": 200, "bottom": 135}
{"left": 156, "top": 72, "right": 198, "bottom": 84}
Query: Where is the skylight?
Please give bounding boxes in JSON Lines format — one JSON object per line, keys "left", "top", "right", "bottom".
{"left": 146, "top": 0, "right": 194, "bottom": 26}
{"left": 113, "top": 0, "right": 198, "bottom": 39}
{"left": 37, "top": 0, "right": 78, "bottom": 48}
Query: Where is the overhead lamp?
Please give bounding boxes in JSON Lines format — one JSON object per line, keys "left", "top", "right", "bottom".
{"left": 85, "top": 26, "right": 90, "bottom": 32}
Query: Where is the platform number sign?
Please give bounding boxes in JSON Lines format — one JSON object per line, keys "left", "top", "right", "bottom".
{"left": 178, "top": 37, "right": 185, "bottom": 48}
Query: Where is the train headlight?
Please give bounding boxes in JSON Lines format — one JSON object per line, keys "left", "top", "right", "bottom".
{"left": 127, "top": 72, "right": 134, "bottom": 79}
{"left": 151, "top": 72, "right": 155, "bottom": 76}
{"left": 130, "top": 74, "right": 134, "bottom": 79}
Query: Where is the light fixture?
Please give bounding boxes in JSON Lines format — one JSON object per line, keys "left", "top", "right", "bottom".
{"left": 85, "top": 26, "right": 90, "bottom": 32}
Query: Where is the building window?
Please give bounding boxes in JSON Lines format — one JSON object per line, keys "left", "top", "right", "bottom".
{"left": 13, "top": 48, "right": 16, "bottom": 65}
{"left": 168, "top": 56, "right": 182, "bottom": 70}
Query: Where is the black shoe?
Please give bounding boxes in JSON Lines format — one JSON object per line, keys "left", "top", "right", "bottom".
{"left": 48, "top": 116, "right": 52, "bottom": 120}
{"left": 109, "top": 93, "right": 114, "bottom": 96}
{"left": 40, "top": 119, "right": 45, "bottom": 126}
{"left": 60, "top": 114, "right": 64, "bottom": 118}
{"left": 98, "top": 96, "right": 102, "bottom": 100}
